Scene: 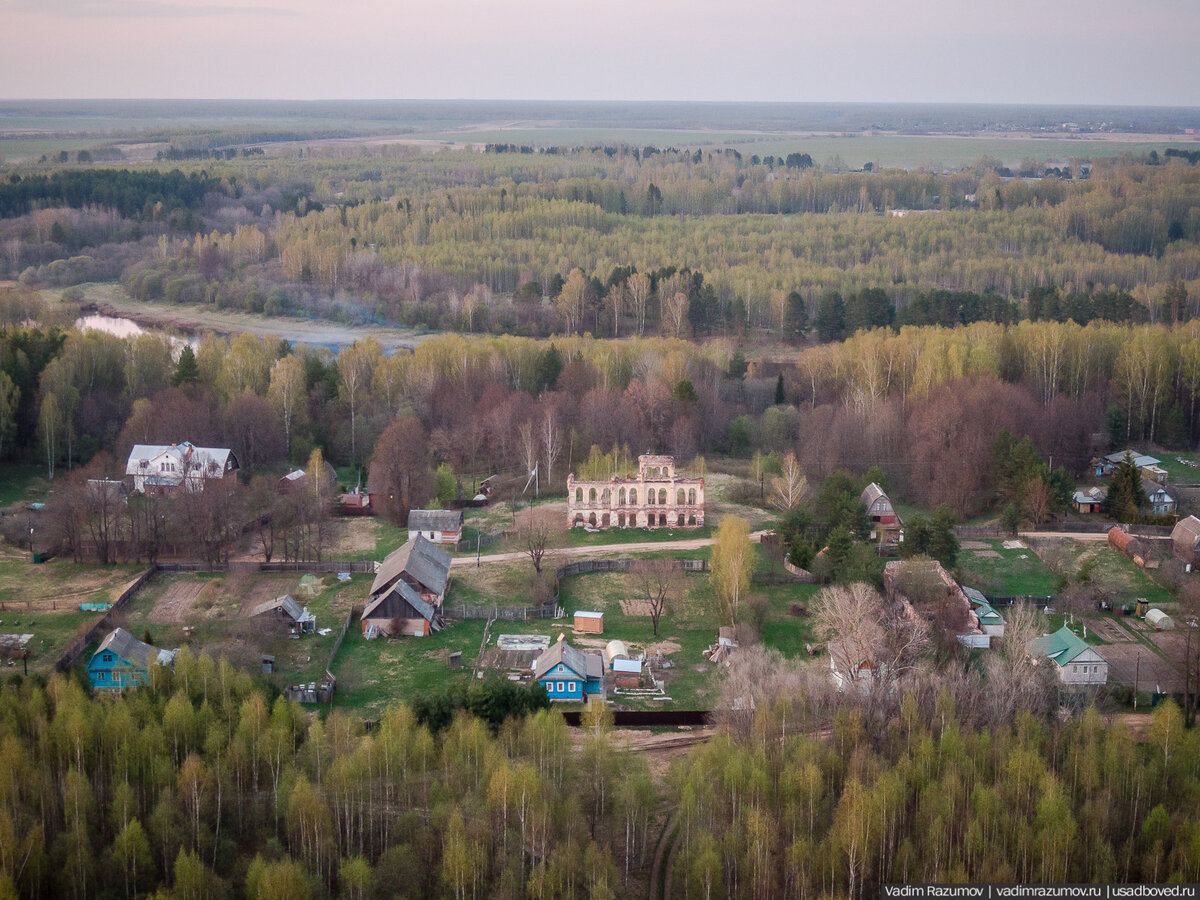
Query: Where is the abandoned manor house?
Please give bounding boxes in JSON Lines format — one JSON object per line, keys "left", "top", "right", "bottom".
{"left": 566, "top": 454, "right": 705, "bottom": 529}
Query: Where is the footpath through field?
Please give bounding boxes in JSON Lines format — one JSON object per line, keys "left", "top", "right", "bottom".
{"left": 449, "top": 531, "right": 769, "bottom": 567}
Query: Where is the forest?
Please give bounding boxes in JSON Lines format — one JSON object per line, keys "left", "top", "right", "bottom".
{"left": 0, "top": 649, "right": 1198, "bottom": 899}
{"left": 2, "top": 146, "right": 1200, "bottom": 340}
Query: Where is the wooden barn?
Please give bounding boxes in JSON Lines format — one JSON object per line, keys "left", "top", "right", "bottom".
{"left": 363, "top": 536, "right": 452, "bottom": 637}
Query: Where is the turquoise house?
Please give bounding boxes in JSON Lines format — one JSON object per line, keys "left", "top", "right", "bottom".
{"left": 533, "top": 636, "right": 604, "bottom": 700}
{"left": 88, "top": 628, "right": 175, "bottom": 690}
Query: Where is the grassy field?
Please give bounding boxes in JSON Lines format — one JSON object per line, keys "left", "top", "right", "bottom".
{"left": 420, "top": 130, "right": 1179, "bottom": 169}
{"left": 1154, "top": 451, "right": 1200, "bottom": 483}
{"left": 958, "top": 539, "right": 1059, "bottom": 596}
{"left": 331, "top": 618, "right": 486, "bottom": 719}
{"left": 0, "top": 557, "right": 147, "bottom": 673}
{"left": 0, "top": 465, "right": 50, "bottom": 507}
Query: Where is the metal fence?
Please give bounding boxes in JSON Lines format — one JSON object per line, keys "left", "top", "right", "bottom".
{"left": 451, "top": 604, "right": 558, "bottom": 620}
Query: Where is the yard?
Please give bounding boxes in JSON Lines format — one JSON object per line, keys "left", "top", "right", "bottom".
{"left": 0, "top": 556, "right": 147, "bottom": 674}
{"left": 111, "top": 569, "right": 370, "bottom": 690}
{"left": 957, "top": 539, "right": 1059, "bottom": 597}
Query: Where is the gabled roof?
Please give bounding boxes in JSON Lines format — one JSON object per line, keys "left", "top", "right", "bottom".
{"left": 1031, "top": 626, "right": 1096, "bottom": 668}
{"left": 973, "top": 601, "right": 1005, "bottom": 625}
{"left": 251, "top": 594, "right": 313, "bottom": 623}
{"left": 533, "top": 638, "right": 588, "bottom": 681}
{"left": 1072, "top": 486, "right": 1107, "bottom": 504}
{"left": 1172, "top": 515, "right": 1200, "bottom": 550}
{"left": 94, "top": 627, "right": 174, "bottom": 667}
{"left": 962, "top": 586, "right": 988, "bottom": 606}
{"left": 408, "top": 509, "right": 463, "bottom": 532}
{"left": 1142, "top": 478, "right": 1173, "bottom": 500}
{"left": 372, "top": 535, "right": 451, "bottom": 599}
{"left": 126, "top": 442, "right": 235, "bottom": 477}
{"left": 362, "top": 579, "right": 441, "bottom": 629}
{"left": 861, "top": 482, "right": 887, "bottom": 506}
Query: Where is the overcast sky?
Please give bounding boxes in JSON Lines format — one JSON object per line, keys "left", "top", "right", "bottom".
{"left": 2, "top": 0, "right": 1198, "bottom": 105}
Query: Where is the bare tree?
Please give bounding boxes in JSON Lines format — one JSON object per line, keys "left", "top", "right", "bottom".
{"left": 524, "top": 519, "right": 550, "bottom": 575}
{"left": 634, "top": 559, "right": 683, "bottom": 638}
{"left": 982, "top": 602, "right": 1055, "bottom": 724}
{"left": 541, "top": 410, "right": 563, "bottom": 488}
{"left": 626, "top": 272, "right": 652, "bottom": 336}
{"left": 771, "top": 451, "right": 808, "bottom": 511}
{"left": 518, "top": 420, "right": 539, "bottom": 490}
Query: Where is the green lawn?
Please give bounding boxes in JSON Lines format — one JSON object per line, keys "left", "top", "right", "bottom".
{"left": 0, "top": 465, "right": 50, "bottom": 507}
{"left": 958, "top": 539, "right": 1059, "bottom": 597}
{"left": 1154, "top": 452, "right": 1200, "bottom": 483}
{"left": 331, "top": 618, "right": 487, "bottom": 719}
{"left": 1080, "top": 546, "right": 1176, "bottom": 608}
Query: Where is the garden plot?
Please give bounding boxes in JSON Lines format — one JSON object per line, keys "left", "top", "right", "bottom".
{"left": 149, "top": 580, "right": 206, "bottom": 623}
{"left": 1102, "top": 643, "right": 1184, "bottom": 693}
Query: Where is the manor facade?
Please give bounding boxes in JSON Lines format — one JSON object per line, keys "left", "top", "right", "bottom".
{"left": 566, "top": 454, "right": 704, "bottom": 529}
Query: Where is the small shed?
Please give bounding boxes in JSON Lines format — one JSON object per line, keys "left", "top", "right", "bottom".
{"left": 613, "top": 657, "right": 642, "bottom": 688}
{"left": 1146, "top": 608, "right": 1175, "bottom": 631}
{"left": 574, "top": 611, "right": 604, "bottom": 634}
{"left": 261, "top": 655, "right": 275, "bottom": 675}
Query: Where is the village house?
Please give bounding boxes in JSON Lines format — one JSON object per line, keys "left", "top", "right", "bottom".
{"left": 1031, "top": 626, "right": 1108, "bottom": 685}
{"left": 861, "top": 482, "right": 903, "bottom": 543}
{"left": 962, "top": 587, "right": 1006, "bottom": 639}
{"left": 827, "top": 641, "right": 885, "bottom": 693}
{"left": 361, "top": 535, "right": 452, "bottom": 637}
{"left": 1095, "top": 451, "right": 1168, "bottom": 484}
{"left": 1143, "top": 479, "right": 1176, "bottom": 516}
{"left": 533, "top": 634, "right": 603, "bottom": 700}
{"left": 249, "top": 594, "right": 316, "bottom": 633}
{"left": 1170, "top": 515, "right": 1200, "bottom": 567}
{"left": 566, "top": 454, "right": 704, "bottom": 529}
{"left": 87, "top": 628, "right": 175, "bottom": 689}
{"left": 1072, "top": 486, "right": 1107, "bottom": 514}
{"left": 125, "top": 442, "right": 238, "bottom": 495}
{"left": 884, "top": 559, "right": 991, "bottom": 647}
{"left": 406, "top": 509, "right": 464, "bottom": 545}
{"left": 277, "top": 461, "right": 337, "bottom": 495}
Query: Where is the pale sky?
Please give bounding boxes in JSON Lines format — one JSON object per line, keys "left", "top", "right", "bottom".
{"left": 2, "top": 0, "right": 1198, "bottom": 105}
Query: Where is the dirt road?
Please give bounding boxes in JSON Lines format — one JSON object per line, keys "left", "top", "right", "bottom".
{"left": 450, "top": 532, "right": 766, "bottom": 568}
{"left": 1020, "top": 531, "right": 1111, "bottom": 542}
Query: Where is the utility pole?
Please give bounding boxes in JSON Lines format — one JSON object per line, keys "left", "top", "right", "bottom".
{"left": 1135, "top": 650, "right": 1141, "bottom": 709}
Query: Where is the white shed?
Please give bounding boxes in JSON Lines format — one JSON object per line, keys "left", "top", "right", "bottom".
{"left": 1146, "top": 608, "right": 1175, "bottom": 631}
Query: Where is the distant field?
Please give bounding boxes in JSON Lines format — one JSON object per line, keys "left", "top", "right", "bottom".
{"left": 0, "top": 138, "right": 107, "bottom": 163}
{"left": 425, "top": 129, "right": 1183, "bottom": 168}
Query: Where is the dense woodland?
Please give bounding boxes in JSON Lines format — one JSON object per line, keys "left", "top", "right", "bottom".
{"left": 9, "top": 292, "right": 1200, "bottom": 554}
{"left": 2, "top": 149, "right": 1200, "bottom": 339}
{"left": 0, "top": 654, "right": 1198, "bottom": 898}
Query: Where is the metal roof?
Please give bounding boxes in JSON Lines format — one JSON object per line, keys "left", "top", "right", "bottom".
{"left": 408, "top": 509, "right": 463, "bottom": 532}
{"left": 126, "top": 442, "right": 235, "bottom": 478}
{"left": 362, "top": 579, "right": 441, "bottom": 630}
{"left": 371, "top": 535, "right": 451, "bottom": 598}
{"left": 95, "top": 627, "right": 174, "bottom": 667}
{"left": 1031, "top": 626, "right": 1096, "bottom": 668}
{"left": 533, "top": 638, "right": 588, "bottom": 681}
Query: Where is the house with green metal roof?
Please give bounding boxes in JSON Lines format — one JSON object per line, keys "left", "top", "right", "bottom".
{"left": 1031, "top": 626, "right": 1107, "bottom": 685}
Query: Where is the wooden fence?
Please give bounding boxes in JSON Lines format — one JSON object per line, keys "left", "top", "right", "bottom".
{"left": 156, "top": 560, "right": 376, "bottom": 575}
{"left": 56, "top": 567, "right": 157, "bottom": 672}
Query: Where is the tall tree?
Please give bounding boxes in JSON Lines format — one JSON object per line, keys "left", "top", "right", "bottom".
{"left": 711, "top": 515, "right": 753, "bottom": 626}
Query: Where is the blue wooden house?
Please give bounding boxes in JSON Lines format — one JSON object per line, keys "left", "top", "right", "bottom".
{"left": 533, "top": 635, "right": 604, "bottom": 700}
{"left": 88, "top": 628, "right": 175, "bottom": 690}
